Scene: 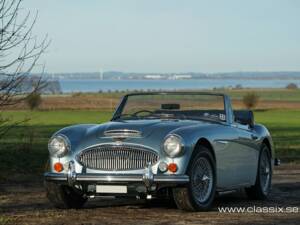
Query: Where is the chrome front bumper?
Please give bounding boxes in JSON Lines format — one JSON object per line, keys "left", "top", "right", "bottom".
{"left": 44, "top": 161, "right": 189, "bottom": 187}
{"left": 44, "top": 173, "right": 189, "bottom": 184}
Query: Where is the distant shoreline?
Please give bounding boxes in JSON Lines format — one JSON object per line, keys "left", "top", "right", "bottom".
{"left": 31, "top": 71, "right": 300, "bottom": 81}
{"left": 58, "top": 78, "right": 300, "bottom": 93}
{"left": 52, "top": 77, "right": 300, "bottom": 81}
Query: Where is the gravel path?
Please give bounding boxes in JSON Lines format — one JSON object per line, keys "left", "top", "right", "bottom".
{"left": 0, "top": 164, "right": 299, "bottom": 225}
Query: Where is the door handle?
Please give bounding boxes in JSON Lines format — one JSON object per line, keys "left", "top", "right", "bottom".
{"left": 251, "top": 134, "right": 258, "bottom": 140}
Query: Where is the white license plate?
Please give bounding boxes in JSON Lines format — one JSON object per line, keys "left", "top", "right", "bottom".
{"left": 96, "top": 185, "right": 127, "bottom": 194}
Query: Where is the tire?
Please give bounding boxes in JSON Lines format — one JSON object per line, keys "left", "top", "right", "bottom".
{"left": 172, "top": 146, "right": 216, "bottom": 211}
{"left": 149, "top": 188, "right": 177, "bottom": 208}
{"left": 45, "top": 181, "right": 87, "bottom": 209}
{"left": 245, "top": 143, "right": 272, "bottom": 200}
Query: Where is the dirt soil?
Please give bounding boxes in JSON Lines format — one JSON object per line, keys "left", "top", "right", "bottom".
{"left": 0, "top": 164, "right": 299, "bottom": 225}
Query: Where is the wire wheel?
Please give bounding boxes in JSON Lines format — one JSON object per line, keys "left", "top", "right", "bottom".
{"left": 259, "top": 148, "right": 271, "bottom": 194}
{"left": 190, "top": 157, "right": 214, "bottom": 203}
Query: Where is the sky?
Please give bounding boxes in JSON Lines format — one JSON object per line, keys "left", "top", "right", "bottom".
{"left": 24, "top": 0, "right": 300, "bottom": 73}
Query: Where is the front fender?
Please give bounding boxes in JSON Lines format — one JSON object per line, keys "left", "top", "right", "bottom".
{"left": 253, "top": 124, "right": 275, "bottom": 158}
{"left": 52, "top": 124, "right": 97, "bottom": 152}
{"left": 48, "top": 124, "right": 97, "bottom": 173}
{"left": 170, "top": 123, "right": 229, "bottom": 174}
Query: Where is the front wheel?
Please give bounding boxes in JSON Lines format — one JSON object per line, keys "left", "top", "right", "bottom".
{"left": 245, "top": 143, "right": 272, "bottom": 200}
{"left": 172, "top": 147, "right": 216, "bottom": 211}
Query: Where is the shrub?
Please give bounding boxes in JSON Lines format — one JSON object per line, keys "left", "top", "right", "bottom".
{"left": 235, "top": 84, "right": 243, "bottom": 89}
{"left": 26, "top": 92, "right": 42, "bottom": 110}
{"left": 243, "top": 92, "right": 260, "bottom": 109}
{"left": 72, "top": 92, "right": 83, "bottom": 97}
{"left": 286, "top": 83, "right": 298, "bottom": 90}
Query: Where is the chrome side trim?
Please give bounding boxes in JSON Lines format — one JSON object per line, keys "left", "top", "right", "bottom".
{"left": 216, "top": 140, "right": 229, "bottom": 144}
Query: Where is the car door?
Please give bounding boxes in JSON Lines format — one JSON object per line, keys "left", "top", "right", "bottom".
{"left": 214, "top": 125, "right": 257, "bottom": 189}
{"left": 233, "top": 123, "right": 259, "bottom": 185}
{"left": 214, "top": 124, "right": 244, "bottom": 189}
{"left": 215, "top": 97, "right": 258, "bottom": 189}
{"left": 215, "top": 96, "right": 259, "bottom": 188}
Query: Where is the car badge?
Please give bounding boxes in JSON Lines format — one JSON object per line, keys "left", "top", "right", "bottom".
{"left": 113, "top": 138, "right": 126, "bottom": 143}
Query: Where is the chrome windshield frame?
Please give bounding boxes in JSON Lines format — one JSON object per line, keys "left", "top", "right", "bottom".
{"left": 111, "top": 92, "right": 231, "bottom": 124}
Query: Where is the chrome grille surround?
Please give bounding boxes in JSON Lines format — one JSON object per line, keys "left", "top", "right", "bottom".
{"left": 77, "top": 144, "right": 159, "bottom": 171}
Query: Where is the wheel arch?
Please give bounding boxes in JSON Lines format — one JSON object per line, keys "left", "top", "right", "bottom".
{"left": 192, "top": 137, "right": 216, "bottom": 163}
{"left": 173, "top": 137, "right": 217, "bottom": 211}
{"left": 262, "top": 138, "right": 273, "bottom": 158}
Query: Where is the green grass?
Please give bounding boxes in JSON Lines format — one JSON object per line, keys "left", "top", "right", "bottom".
{"left": 255, "top": 109, "right": 300, "bottom": 161}
{"left": 0, "top": 110, "right": 112, "bottom": 181}
{"left": 0, "top": 109, "right": 299, "bottom": 181}
{"left": 1, "top": 110, "right": 112, "bottom": 125}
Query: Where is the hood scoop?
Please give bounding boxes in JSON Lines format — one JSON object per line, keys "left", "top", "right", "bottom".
{"left": 103, "top": 129, "right": 142, "bottom": 138}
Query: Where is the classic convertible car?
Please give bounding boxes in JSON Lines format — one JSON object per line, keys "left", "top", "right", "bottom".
{"left": 44, "top": 92, "right": 276, "bottom": 211}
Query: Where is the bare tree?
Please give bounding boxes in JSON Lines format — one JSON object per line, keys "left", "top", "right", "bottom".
{"left": 0, "top": 0, "right": 49, "bottom": 137}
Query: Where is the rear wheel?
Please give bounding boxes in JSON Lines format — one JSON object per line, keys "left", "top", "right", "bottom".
{"left": 245, "top": 143, "right": 272, "bottom": 200}
{"left": 172, "top": 147, "right": 216, "bottom": 211}
{"left": 45, "top": 181, "right": 87, "bottom": 209}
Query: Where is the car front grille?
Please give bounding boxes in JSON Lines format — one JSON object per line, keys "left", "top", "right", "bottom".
{"left": 77, "top": 144, "right": 159, "bottom": 171}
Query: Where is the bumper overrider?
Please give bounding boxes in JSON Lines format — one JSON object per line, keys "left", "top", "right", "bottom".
{"left": 44, "top": 161, "right": 189, "bottom": 188}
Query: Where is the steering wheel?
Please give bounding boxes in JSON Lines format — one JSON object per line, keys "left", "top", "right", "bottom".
{"left": 132, "top": 110, "right": 154, "bottom": 117}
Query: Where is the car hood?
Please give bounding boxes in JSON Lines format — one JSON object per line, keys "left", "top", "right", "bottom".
{"left": 100, "top": 119, "right": 197, "bottom": 138}
{"left": 60, "top": 119, "right": 209, "bottom": 154}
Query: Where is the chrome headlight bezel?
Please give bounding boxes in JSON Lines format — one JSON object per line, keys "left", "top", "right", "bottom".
{"left": 48, "top": 134, "right": 70, "bottom": 158}
{"left": 163, "top": 134, "right": 184, "bottom": 158}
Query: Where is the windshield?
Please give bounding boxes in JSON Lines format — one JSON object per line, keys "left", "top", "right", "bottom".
{"left": 114, "top": 93, "right": 226, "bottom": 122}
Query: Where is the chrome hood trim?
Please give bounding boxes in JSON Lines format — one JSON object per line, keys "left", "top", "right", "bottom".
{"left": 104, "top": 129, "right": 142, "bottom": 138}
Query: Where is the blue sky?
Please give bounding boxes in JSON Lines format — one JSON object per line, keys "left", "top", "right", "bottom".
{"left": 25, "top": 0, "right": 300, "bottom": 73}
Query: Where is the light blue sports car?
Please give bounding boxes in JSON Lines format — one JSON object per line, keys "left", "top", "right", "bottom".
{"left": 44, "top": 92, "right": 277, "bottom": 211}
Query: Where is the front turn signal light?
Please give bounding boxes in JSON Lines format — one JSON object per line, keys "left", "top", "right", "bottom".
{"left": 54, "top": 162, "right": 63, "bottom": 172}
{"left": 168, "top": 163, "right": 178, "bottom": 173}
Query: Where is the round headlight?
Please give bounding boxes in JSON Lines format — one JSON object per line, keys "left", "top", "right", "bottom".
{"left": 163, "top": 135, "right": 183, "bottom": 157}
{"left": 48, "top": 135, "right": 70, "bottom": 157}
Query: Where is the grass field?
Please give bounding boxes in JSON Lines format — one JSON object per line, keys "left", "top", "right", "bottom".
{"left": 255, "top": 110, "right": 300, "bottom": 161}
{"left": 5, "top": 89, "right": 300, "bottom": 110}
{"left": 0, "top": 107, "right": 299, "bottom": 181}
{"left": 1, "top": 89, "right": 299, "bottom": 181}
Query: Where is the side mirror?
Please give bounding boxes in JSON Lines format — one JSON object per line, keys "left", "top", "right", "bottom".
{"left": 234, "top": 110, "right": 254, "bottom": 128}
